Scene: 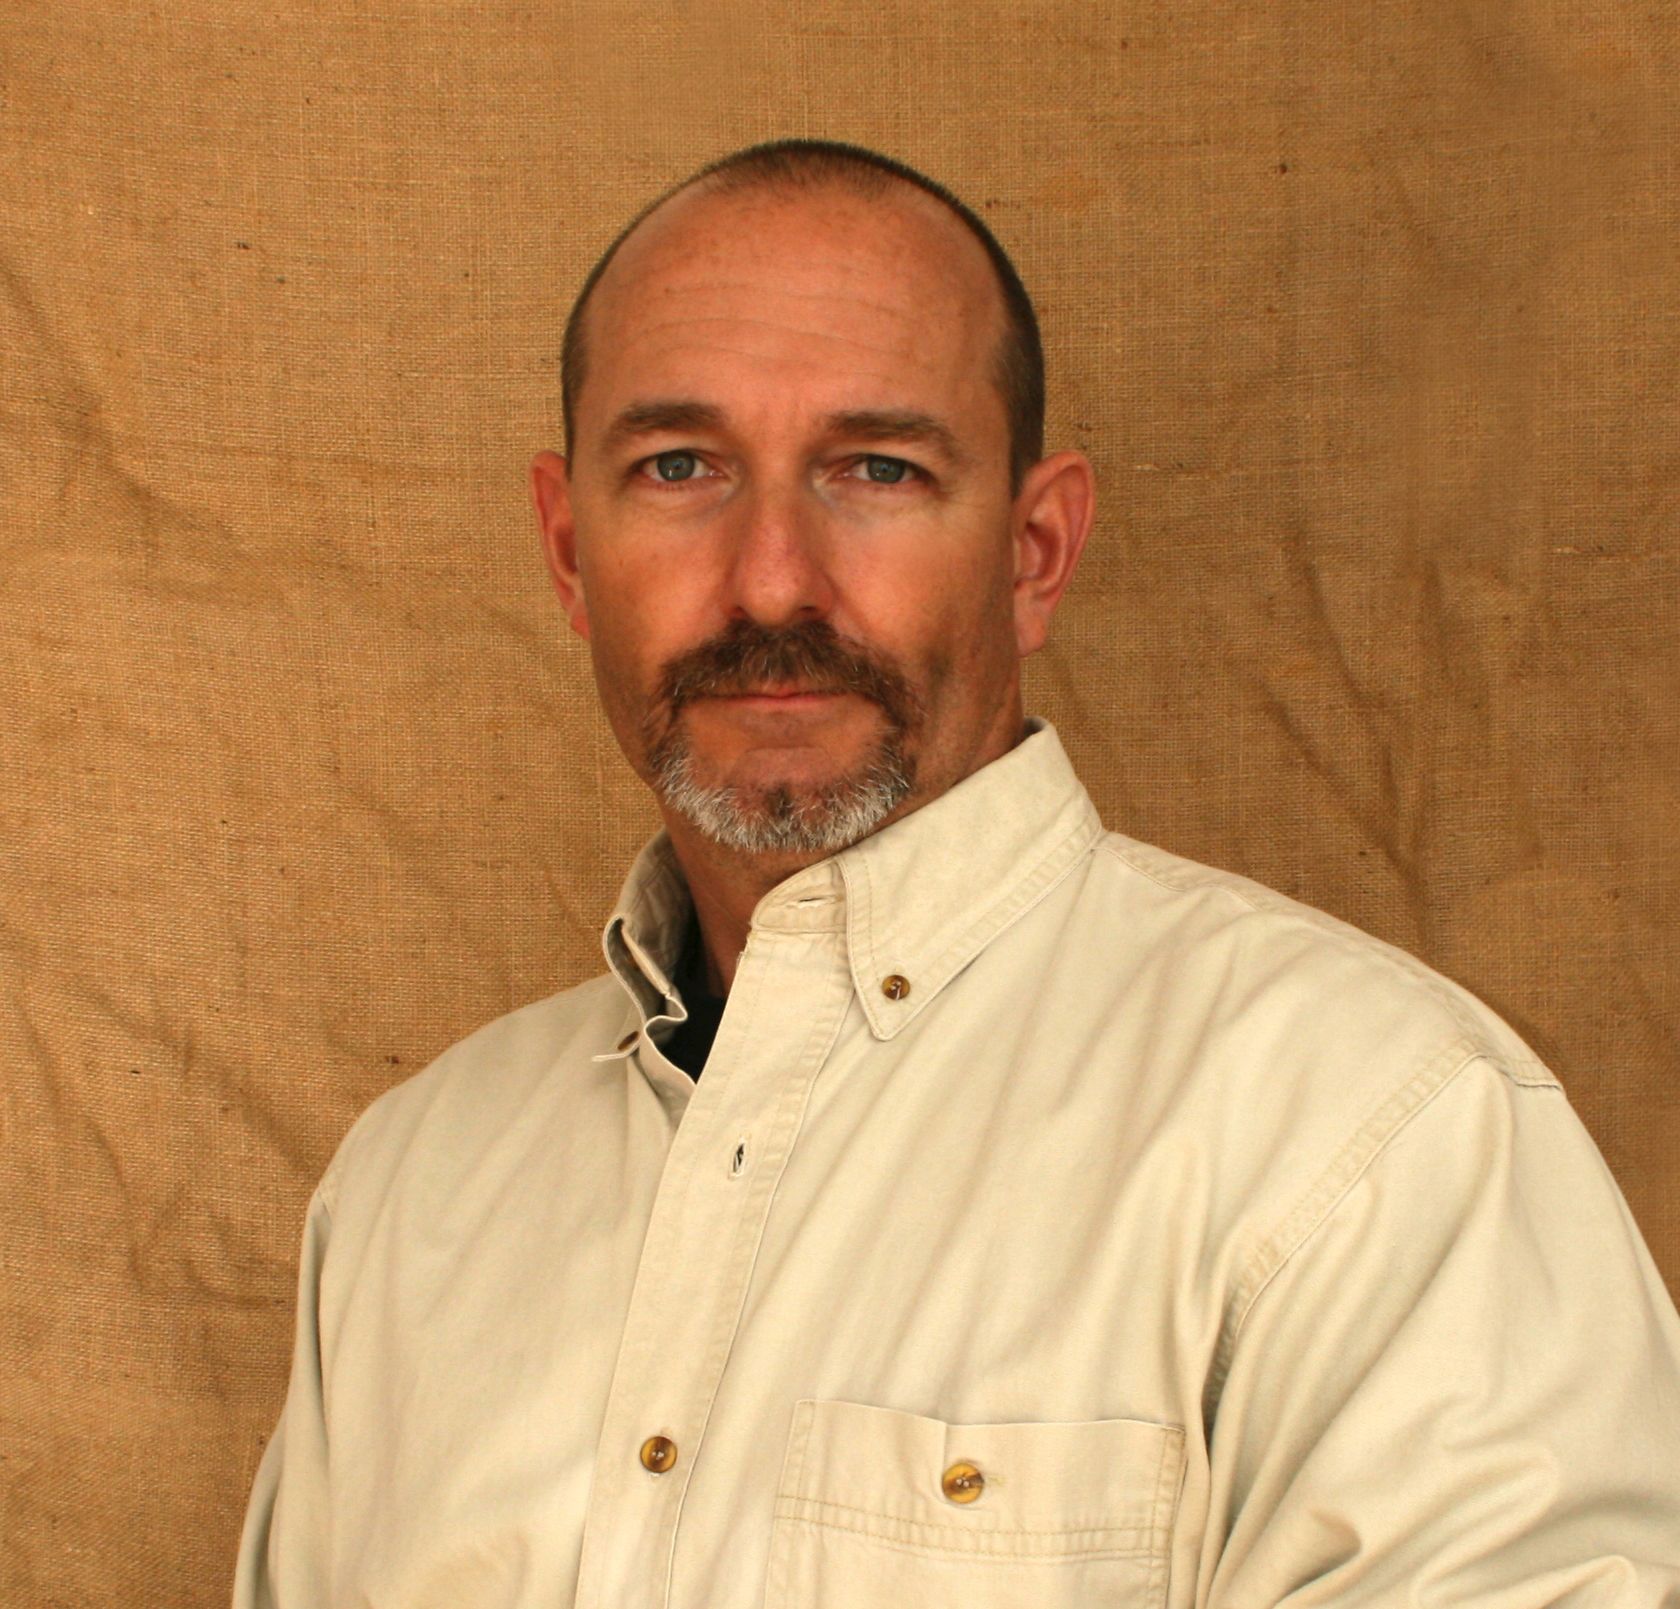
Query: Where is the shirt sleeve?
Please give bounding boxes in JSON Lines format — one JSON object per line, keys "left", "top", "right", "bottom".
{"left": 231, "top": 1185, "right": 335, "bottom": 1609}
{"left": 1203, "top": 1057, "right": 1680, "bottom": 1607}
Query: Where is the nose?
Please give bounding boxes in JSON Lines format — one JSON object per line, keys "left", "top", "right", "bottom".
{"left": 720, "top": 481, "right": 835, "bottom": 628}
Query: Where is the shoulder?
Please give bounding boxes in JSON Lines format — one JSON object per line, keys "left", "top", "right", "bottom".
{"left": 1080, "top": 829, "right": 1554, "bottom": 1091}
{"left": 1058, "top": 835, "right": 1603, "bottom": 1378}
{"left": 316, "top": 970, "right": 628, "bottom": 1216}
{"left": 1054, "top": 831, "right": 1567, "bottom": 1280}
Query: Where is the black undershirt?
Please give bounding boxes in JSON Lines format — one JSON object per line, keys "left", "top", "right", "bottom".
{"left": 658, "top": 913, "right": 725, "bottom": 1081}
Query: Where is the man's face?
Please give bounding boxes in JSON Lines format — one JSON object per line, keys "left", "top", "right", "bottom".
{"left": 537, "top": 181, "right": 1051, "bottom": 862}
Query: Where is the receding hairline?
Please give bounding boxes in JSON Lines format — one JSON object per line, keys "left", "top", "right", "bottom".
{"left": 593, "top": 163, "right": 994, "bottom": 316}
{"left": 560, "top": 142, "right": 1045, "bottom": 488}
{"left": 567, "top": 165, "right": 997, "bottom": 406}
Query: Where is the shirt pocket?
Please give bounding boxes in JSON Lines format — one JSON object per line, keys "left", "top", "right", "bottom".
{"left": 762, "top": 1399, "right": 1185, "bottom": 1609}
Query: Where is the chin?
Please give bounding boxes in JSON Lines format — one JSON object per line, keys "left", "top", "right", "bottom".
{"left": 654, "top": 744, "right": 916, "bottom": 859}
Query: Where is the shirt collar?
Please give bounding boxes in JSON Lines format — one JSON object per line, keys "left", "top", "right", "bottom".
{"left": 602, "top": 832, "right": 690, "bottom": 1030}
{"left": 600, "top": 719, "right": 1104, "bottom": 1043}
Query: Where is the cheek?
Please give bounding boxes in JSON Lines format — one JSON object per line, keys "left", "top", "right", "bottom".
{"left": 578, "top": 552, "right": 671, "bottom": 686}
{"left": 574, "top": 578, "right": 662, "bottom": 745}
{"left": 914, "top": 546, "right": 1016, "bottom": 673}
{"left": 879, "top": 592, "right": 1012, "bottom": 730}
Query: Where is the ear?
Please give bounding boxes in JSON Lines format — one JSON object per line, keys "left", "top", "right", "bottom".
{"left": 530, "top": 449, "right": 590, "bottom": 639}
{"left": 1009, "top": 449, "right": 1095, "bottom": 658}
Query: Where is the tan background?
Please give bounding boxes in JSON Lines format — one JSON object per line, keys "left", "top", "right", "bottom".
{"left": 3, "top": 1, "right": 1676, "bottom": 1601}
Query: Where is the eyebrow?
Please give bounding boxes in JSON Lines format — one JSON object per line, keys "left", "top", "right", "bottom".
{"left": 601, "top": 399, "right": 728, "bottom": 454}
{"left": 598, "top": 398, "right": 970, "bottom": 469}
{"left": 821, "top": 409, "right": 970, "bottom": 468}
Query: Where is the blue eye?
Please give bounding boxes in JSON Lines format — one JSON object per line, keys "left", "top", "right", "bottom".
{"left": 863, "top": 457, "right": 910, "bottom": 484}
{"left": 653, "top": 451, "right": 698, "bottom": 482}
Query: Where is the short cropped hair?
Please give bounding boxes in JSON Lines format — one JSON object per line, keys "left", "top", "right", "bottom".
{"left": 560, "top": 139, "right": 1045, "bottom": 490}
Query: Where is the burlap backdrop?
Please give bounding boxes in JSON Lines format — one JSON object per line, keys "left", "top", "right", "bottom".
{"left": 3, "top": 1, "right": 1675, "bottom": 1601}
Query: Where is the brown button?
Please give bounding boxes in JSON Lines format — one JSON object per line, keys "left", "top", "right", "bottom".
{"left": 941, "top": 1460, "right": 984, "bottom": 1503}
{"left": 639, "top": 1434, "right": 678, "bottom": 1474}
{"left": 880, "top": 974, "right": 911, "bottom": 1001}
{"left": 616, "top": 1030, "right": 639, "bottom": 1052}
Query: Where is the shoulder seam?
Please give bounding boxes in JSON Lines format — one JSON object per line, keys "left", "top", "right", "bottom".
{"left": 1094, "top": 838, "right": 1553, "bottom": 1085}
{"left": 1096, "top": 834, "right": 1266, "bottom": 906}
{"left": 1207, "top": 1049, "right": 1557, "bottom": 1407}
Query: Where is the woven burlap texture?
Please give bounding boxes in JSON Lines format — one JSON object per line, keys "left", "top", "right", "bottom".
{"left": 2, "top": 2, "right": 1675, "bottom": 1602}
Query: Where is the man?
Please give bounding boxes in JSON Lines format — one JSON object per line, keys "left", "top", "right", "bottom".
{"left": 235, "top": 141, "right": 1680, "bottom": 1607}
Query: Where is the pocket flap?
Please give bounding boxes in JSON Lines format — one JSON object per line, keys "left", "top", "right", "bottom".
{"left": 778, "top": 1399, "right": 1184, "bottom": 1554}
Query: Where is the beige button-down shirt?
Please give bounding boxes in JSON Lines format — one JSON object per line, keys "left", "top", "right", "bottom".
{"left": 235, "top": 723, "right": 1680, "bottom": 1608}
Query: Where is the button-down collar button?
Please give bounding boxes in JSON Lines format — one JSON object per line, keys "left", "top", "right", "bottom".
{"left": 880, "top": 973, "right": 911, "bottom": 1002}
{"left": 639, "top": 1434, "right": 678, "bottom": 1474}
{"left": 941, "top": 1460, "right": 984, "bottom": 1503}
{"left": 616, "top": 1030, "right": 639, "bottom": 1052}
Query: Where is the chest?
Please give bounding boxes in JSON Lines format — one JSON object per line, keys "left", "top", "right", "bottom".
{"left": 322, "top": 926, "right": 1234, "bottom": 1608}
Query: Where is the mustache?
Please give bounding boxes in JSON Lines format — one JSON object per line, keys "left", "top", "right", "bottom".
{"left": 652, "top": 620, "right": 921, "bottom": 729}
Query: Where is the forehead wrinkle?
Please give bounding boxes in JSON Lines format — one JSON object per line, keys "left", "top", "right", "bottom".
{"left": 609, "top": 281, "right": 946, "bottom": 337}
{"left": 635, "top": 277, "right": 970, "bottom": 328}
{"left": 605, "top": 296, "right": 983, "bottom": 394}
{"left": 602, "top": 249, "right": 984, "bottom": 351}
{"left": 616, "top": 319, "right": 933, "bottom": 366}
{"left": 637, "top": 272, "right": 958, "bottom": 316}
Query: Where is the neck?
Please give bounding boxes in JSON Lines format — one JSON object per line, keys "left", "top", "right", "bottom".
{"left": 661, "top": 818, "right": 826, "bottom": 993}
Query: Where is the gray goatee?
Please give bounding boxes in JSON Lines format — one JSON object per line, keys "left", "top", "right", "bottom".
{"left": 643, "top": 620, "right": 922, "bottom": 856}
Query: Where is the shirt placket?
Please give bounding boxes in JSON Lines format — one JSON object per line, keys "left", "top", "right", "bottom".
{"left": 572, "top": 884, "right": 852, "bottom": 1609}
